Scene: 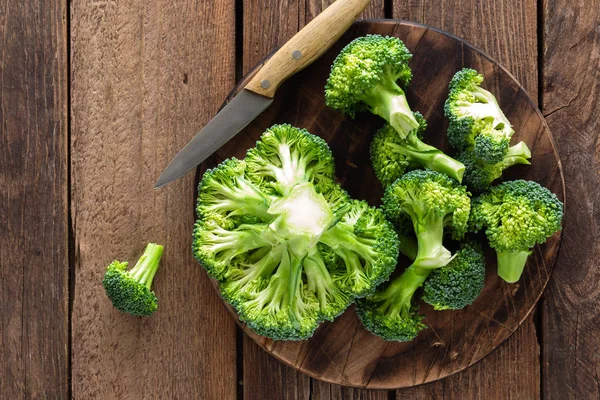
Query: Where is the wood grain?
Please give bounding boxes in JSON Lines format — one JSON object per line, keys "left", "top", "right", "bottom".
{"left": 0, "top": 0, "right": 69, "bottom": 398}
{"left": 70, "top": 1, "right": 237, "bottom": 398}
{"left": 210, "top": 20, "right": 563, "bottom": 390}
{"left": 392, "top": 1, "right": 542, "bottom": 398}
{"left": 541, "top": 0, "right": 600, "bottom": 398}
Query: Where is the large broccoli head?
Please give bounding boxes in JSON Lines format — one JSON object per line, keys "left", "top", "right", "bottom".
{"left": 445, "top": 68, "right": 514, "bottom": 163}
{"left": 193, "top": 125, "right": 399, "bottom": 340}
{"left": 470, "top": 180, "right": 563, "bottom": 283}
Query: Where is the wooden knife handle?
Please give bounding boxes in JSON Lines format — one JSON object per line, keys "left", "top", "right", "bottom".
{"left": 244, "top": 0, "right": 372, "bottom": 98}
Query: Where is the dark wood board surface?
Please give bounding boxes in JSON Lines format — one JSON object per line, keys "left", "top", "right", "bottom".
{"left": 1, "top": 0, "right": 598, "bottom": 398}
{"left": 0, "top": 0, "right": 69, "bottom": 398}
{"left": 209, "top": 19, "right": 564, "bottom": 390}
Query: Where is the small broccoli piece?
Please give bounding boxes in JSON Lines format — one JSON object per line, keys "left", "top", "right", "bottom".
{"left": 326, "top": 35, "right": 465, "bottom": 182}
{"left": 194, "top": 125, "right": 399, "bottom": 340}
{"left": 470, "top": 180, "right": 563, "bottom": 283}
{"left": 356, "top": 263, "right": 427, "bottom": 341}
{"left": 358, "top": 170, "right": 471, "bottom": 341}
{"left": 460, "top": 141, "right": 532, "bottom": 192}
{"left": 422, "top": 241, "right": 486, "bottom": 310}
{"left": 370, "top": 114, "right": 465, "bottom": 186}
{"left": 102, "top": 243, "right": 164, "bottom": 316}
{"left": 445, "top": 68, "right": 514, "bottom": 164}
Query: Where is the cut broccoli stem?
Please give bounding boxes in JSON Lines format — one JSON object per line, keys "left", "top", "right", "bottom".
{"left": 397, "top": 233, "right": 417, "bottom": 260}
{"left": 468, "top": 86, "right": 512, "bottom": 130}
{"left": 382, "top": 135, "right": 465, "bottom": 182}
{"left": 497, "top": 249, "right": 532, "bottom": 283}
{"left": 129, "top": 243, "right": 164, "bottom": 289}
{"left": 374, "top": 263, "right": 428, "bottom": 316}
{"left": 412, "top": 217, "right": 453, "bottom": 269}
{"left": 364, "top": 78, "right": 419, "bottom": 137}
{"left": 503, "top": 141, "right": 532, "bottom": 167}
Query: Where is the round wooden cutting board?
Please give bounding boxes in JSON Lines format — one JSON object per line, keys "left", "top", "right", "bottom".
{"left": 200, "top": 20, "right": 565, "bottom": 389}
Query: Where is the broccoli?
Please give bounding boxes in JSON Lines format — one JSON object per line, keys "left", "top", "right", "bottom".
{"left": 445, "top": 68, "right": 515, "bottom": 164}
{"left": 193, "top": 124, "right": 399, "bottom": 340}
{"left": 470, "top": 180, "right": 563, "bottom": 283}
{"left": 357, "top": 170, "right": 471, "bottom": 341}
{"left": 370, "top": 115, "right": 465, "bottom": 187}
{"left": 460, "top": 141, "right": 532, "bottom": 192}
{"left": 325, "top": 35, "right": 465, "bottom": 182}
{"left": 422, "top": 241, "right": 486, "bottom": 310}
{"left": 102, "top": 243, "right": 164, "bottom": 316}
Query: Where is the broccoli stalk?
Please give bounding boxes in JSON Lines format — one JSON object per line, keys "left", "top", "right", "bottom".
{"left": 325, "top": 35, "right": 465, "bottom": 182}
{"left": 102, "top": 243, "right": 164, "bottom": 317}
{"left": 371, "top": 119, "right": 466, "bottom": 187}
{"left": 496, "top": 249, "right": 532, "bottom": 283}
{"left": 470, "top": 180, "right": 564, "bottom": 283}
{"left": 357, "top": 170, "right": 471, "bottom": 341}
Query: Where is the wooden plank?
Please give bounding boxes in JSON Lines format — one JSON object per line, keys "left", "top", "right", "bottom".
{"left": 541, "top": 0, "right": 600, "bottom": 398}
{"left": 0, "top": 0, "right": 69, "bottom": 398}
{"left": 312, "top": 379, "right": 389, "bottom": 399}
{"left": 70, "top": 1, "right": 237, "bottom": 398}
{"left": 392, "top": 1, "right": 541, "bottom": 398}
{"left": 241, "top": 0, "right": 386, "bottom": 398}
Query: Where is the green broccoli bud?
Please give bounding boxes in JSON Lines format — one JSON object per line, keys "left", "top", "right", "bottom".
{"left": 470, "top": 180, "right": 563, "bottom": 283}
{"left": 325, "top": 35, "right": 417, "bottom": 133}
{"left": 445, "top": 68, "right": 514, "bottom": 164}
{"left": 460, "top": 141, "right": 532, "bottom": 192}
{"left": 102, "top": 243, "right": 164, "bottom": 317}
{"left": 422, "top": 241, "right": 486, "bottom": 310}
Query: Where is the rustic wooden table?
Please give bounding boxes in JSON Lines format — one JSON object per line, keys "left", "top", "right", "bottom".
{"left": 1, "top": 0, "right": 598, "bottom": 399}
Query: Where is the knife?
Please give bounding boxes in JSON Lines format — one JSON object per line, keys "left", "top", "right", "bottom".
{"left": 155, "top": 0, "right": 372, "bottom": 188}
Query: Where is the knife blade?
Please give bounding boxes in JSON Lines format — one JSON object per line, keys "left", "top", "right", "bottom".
{"left": 154, "top": 90, "right": 272, "bottom": 188}
{"left": 155, "top": 0, "right": 372, "bottom": 188}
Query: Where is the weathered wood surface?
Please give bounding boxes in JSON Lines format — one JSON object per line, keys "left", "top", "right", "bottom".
{"left": 2, "top": 0, "right": 597, "bottom": 397}
{"left": 70, "top": 1, "right": 237, "bottom": 398}
{"left": 211, "top": 19, "right": 563, "bottom": 390}
{"left": 0, "top": 0, "right": 69, "bottom": 398}
{"left": 541, "top": 0, "right": 600, "bottom": 398}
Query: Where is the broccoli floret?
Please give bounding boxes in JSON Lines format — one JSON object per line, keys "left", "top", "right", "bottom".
{"left": 319, "top": 200, "right": 400, "bottom": 297}
{"left": 470, "top": 180, "right": 563, "bottom": 283}
{"left": 245, "top": 124, "right": 335, "bottom": 195}
{"left": 356, "top": 263, "right": 427, "bottom": 341}
{"left": 383, "top": 170, "right": 471, "bottom": 268}
{"left": 326, "top": 35, "right": 465, "bottom": 182}
{"left": 358, "top": 170, "right": 471, "bottom": 341}
{"left": 460, "top": 141, "right": 532, "bottom": 192}
{"left": 445, "top": 68, "right": 514, "bottom": 164}
{"left": 102, "top": 243, "right": 164, "bottom": 316}
{"left": 370, "top": 114, "right": 466, "bottom": 186}
{"left": 422, "top": 241, "right": 486, "bottom": 310}
{"left": 193, "top": 125, "right": 399, "bottom": 340}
